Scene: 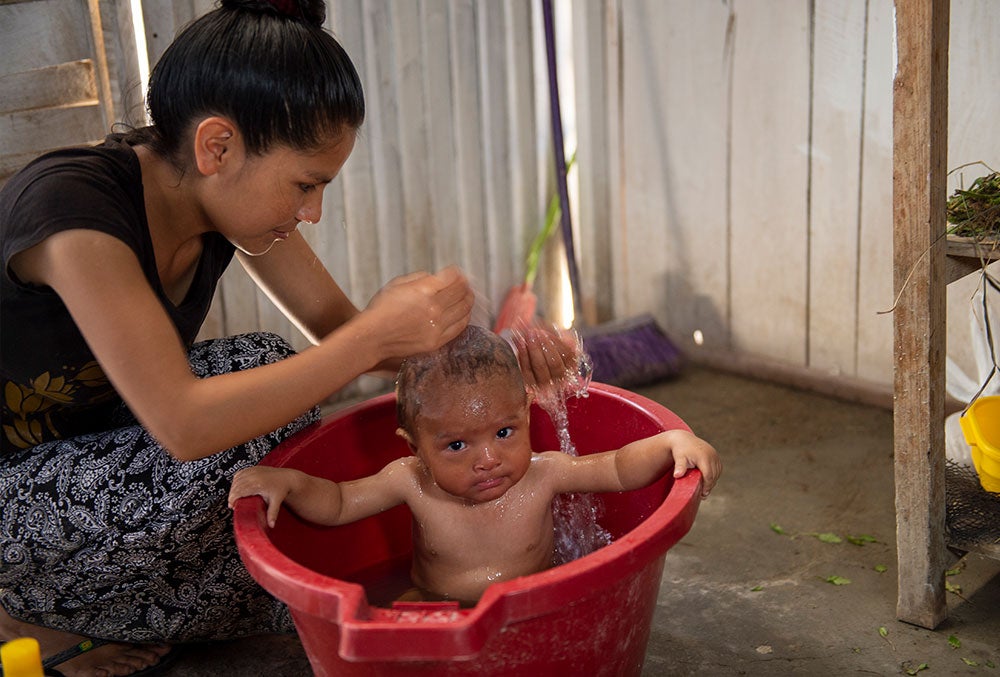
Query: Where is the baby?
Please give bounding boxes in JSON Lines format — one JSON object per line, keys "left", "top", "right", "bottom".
{"left": 228, "top": 325, "right": 721, "bottom": 605}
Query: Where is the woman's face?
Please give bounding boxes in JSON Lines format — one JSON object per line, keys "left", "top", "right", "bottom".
{"left": 209, "top": 130, "right": 356, "bottom": 256}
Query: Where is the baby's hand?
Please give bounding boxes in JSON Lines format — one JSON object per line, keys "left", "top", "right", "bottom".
{"left": 670, "top": 431, "right": 721, "bottom": 498}
{"left": 228, "top": 466, "right": 295, "bottom": 528}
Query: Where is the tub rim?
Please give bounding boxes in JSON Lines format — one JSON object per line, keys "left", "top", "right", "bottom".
{"left": 233, "top": 381, "right": 703, "bottom": 661}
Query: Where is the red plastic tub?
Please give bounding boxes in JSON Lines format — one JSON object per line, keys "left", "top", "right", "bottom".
{"left": 233, "top": 382, "right": 703, "bottom": 676}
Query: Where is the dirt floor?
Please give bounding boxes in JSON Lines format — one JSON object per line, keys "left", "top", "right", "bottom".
{"left": 160, "top": 366, "right": 1000, "bottom": 676}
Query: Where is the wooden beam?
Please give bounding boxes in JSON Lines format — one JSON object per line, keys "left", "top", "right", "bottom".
{"left": 892, "top": 0, "right": 950, "bottom": 629}
{"left": 0, "top": 60, "right": 97, "bottom": 114}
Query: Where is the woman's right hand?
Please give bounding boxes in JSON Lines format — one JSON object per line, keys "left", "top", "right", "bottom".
{"left": 363, "top": 266, "right": 474, "bottom": 362}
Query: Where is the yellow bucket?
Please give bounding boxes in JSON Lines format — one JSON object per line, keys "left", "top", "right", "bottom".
{"left": 959, "top": 395, "right": 1000, "bottom": 493}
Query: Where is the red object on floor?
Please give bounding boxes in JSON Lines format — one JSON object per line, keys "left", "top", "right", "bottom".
{"left": 233, "top": 383, "right": 703, "bottom": 676}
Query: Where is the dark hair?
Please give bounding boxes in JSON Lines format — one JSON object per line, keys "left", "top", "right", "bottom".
{"left": 143, "top": 0, "right": 364, "bottom": 164}
{"left": 396, "top": 326, "right": 524, "bottom": 433}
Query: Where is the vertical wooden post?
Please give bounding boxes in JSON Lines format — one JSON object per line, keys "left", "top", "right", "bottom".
{"left": 892, "top": 0, "right": 950, "bottom": 629}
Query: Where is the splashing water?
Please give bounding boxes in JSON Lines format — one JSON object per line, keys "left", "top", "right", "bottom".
{"left": 532, "top": 348, "right": 612, "bottom": 565}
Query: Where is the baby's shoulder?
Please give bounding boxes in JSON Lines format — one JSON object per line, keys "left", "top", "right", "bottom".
{"left": 525, "top": 451, "right": 575, "bottom": 483}
{"left": 379, "top": 455, "right": 426, "bottom": 486}
{"left": 530, "top": 450, "right": 574, "bottom": 467}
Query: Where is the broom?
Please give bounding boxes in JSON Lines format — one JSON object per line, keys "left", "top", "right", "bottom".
{"left": 540, "top": 0, "right": 682, "bottom": 388}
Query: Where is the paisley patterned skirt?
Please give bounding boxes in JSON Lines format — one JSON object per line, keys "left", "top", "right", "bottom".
{"left": 0, "top": 333, "right": 320, "bottom": 642}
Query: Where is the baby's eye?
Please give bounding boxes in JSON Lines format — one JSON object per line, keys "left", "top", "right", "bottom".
{"left": 496, "top": 427, "right": 513, "bottom": 440}
{"left": 299, "top": 183, "right": 317, "bottom": 193}
{"left": 447, "top": 440, "right": 466, "bottom": 452}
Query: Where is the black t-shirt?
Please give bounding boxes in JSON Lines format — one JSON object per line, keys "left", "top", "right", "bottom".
{"left": 0, "top": 134, "right": 235, "bottom": 453}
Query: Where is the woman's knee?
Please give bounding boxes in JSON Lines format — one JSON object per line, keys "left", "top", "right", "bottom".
{"left": 188, "top": 332, "right": 296, "bottom": 377}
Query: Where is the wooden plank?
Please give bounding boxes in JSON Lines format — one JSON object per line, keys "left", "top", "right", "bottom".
{"left": 856, "top": 0, "right": 895, "bottom": 386}
{"left": 728, "top": 0, "right": 810, "bottom": 363}
{"left": 335, "top": 0, "right": 381, "bottom": 306}
{"left": 500, "top": 0, "right": 538, "bottom": 322}
{"left": 362, "top": 0, "right": 406, "bottom": 282}
{"left": 892, "top": 0, "right": 950, "bottom": 630}
{"left": 0, "top": 0, "right": 92, "bottom": 76}
{"left": 448, "top": 0, "right": 489, "bottom": 301}
{"left": 572, "top": 0, "right": 609, "bottom": 325}
{"left": 0, "top": 60, "right": 97, "bottom": 114}
{"left": 807, "top": 0, "right": 866, "bottom": 375}
{"left": 391, "top": 0, "right": 433, "bottom": 275}
{"left": 97, "top": 0, "right": 147, "bottom": 127}
{"left": 604, "top": 0, "right": 626, "bottom": 321}
{"left": 0, "top": 104, "right": 105, "bottom": 156}
{"left": 618, "top": 0, "right": 731, "bottom": 350}
{"left": 477, "top": 0, "right": 514, "bottom": 310}
{"left": 311, "top": 0, "right": 359, "bottom": 321}
{"left": 218, "top": 261, "right": 262, "bottom": 338}
{"left": 419, "top": 0, "right": 463, "bottom": 271}
{"left": 140, "top": 0, "right": 213, "bottom": 69}
{"left": 945, "top": 236, "right": 1000, "bottom": 284}
{"left": 84, "top": 0, "right": 114, "bottom": 130}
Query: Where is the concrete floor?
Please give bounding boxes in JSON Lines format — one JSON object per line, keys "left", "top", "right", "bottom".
{"left": 161, "top": 366, "right": 1000, "bottom": 676}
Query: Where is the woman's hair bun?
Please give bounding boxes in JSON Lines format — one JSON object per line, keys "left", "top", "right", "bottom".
{"left": 220, "top": 0, "right": 326, "bottom": 27}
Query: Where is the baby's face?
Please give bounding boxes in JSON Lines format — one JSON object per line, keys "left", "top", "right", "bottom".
{"left": 409, "top": 373, "right": 532, "bottom": 503}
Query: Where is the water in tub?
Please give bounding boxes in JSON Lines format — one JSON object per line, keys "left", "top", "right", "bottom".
{"left": 533, "top": 350, "right": 613, "bottom": 565}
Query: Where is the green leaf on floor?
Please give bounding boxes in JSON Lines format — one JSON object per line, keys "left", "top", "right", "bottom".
{"left": 945, "top": 565, "right": 963, "bottom": 576}
{"left": 946, "top": 580, "right": 962, "bottom": 595}
{"left": 815, "top": 532, "right": 843, "bottom": 544}
{"left": 962, "top": 657, "right": 978, "bottom": 667}
{"left": 874, "top": 564, "right": 888, "bottom": 573}
{"left": 824, "top": 575, "right": 851, "bottom": 585}
{"left": 750, "top": 585, "right": 763, "bottom": 592}
{"left": 846, "top": 534, "right": 878, "bottom": 546}
{"left": 878, "top": 626, "right": 888, "bottom": 638}
{"left": 904, "top": 662, "right": 929, "bottom": 675}
{"left": 770, "top": 522, "right": 787, "bottom": 535}
{"left": 947, "top": 635, "right": 961, "bottom": 649}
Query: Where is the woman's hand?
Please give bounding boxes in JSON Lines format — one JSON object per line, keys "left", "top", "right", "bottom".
{"left": 363, "top": 266, "right": 474, "bottom": 362}
{"left": 505, "top": 322, "right": 587, "bottom": 394}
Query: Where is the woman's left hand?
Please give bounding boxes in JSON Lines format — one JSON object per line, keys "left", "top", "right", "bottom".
{"left": 505, "top": 322, "right": 586, "bottom": 393}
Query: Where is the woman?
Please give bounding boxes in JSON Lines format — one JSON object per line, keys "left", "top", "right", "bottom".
{"left": 0, "top": 1, "right": 573, "bottom": 674}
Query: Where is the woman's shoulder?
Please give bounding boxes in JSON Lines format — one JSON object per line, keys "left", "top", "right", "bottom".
{"left": 7, "top": 134, "right": 139, "bottom": 186}
{"left": 1, "top": 135, "right": 146, "bottom": 253}
{"left": 2, "top": 135, "right": 142, "bottom": 216}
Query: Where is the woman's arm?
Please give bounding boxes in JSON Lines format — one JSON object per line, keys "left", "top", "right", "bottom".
{"left": 11, "top": 229, "right": 472, "bottom": 461}
{"left": 236, "top": 232, "right": 359, "bottom": 345}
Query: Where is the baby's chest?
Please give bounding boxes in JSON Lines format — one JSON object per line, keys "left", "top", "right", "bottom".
{"left": 412, "top": 499, "right": 554, "bottom": 557}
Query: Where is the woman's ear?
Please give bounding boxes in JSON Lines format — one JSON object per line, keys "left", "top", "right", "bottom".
{"left": 193, "top": 116, "right": 238, "bottom": 176}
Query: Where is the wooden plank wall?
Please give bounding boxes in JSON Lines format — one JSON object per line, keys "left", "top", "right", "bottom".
{"left": 0, "top": 0, "right": 108, "bottom": 182}
{"left": 599, "top": 0, "right": 998, "bottom": 395}
{"left": 6, "top": 0, "right": 997, "bottom": 404}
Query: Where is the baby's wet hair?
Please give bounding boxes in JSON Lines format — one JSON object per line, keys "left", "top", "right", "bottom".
{"left": 140, "top": 0, "right": 364, "bottom": 166}
{"left": 396, "top": 326, "right": 523, "bottom": 433}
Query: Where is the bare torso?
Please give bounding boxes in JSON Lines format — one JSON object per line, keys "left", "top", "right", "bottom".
{"left": 403, "top": 455, "right": 558, "bottom": 604}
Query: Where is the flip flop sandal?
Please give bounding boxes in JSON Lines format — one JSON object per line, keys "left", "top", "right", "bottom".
{"left": 41, "top": 638, "right": 178, "bottom": 677}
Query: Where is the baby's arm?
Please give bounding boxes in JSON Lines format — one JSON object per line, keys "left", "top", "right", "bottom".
{"left": 228, "top": 459, "right": 414, "bottom": 528}
{"left": 546, "top": 430, "right": 720, "bottom": 499}
{"left": 617, "top": 430, "right": 721, "bottom": 497}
